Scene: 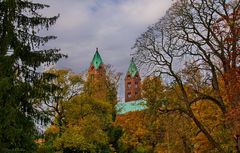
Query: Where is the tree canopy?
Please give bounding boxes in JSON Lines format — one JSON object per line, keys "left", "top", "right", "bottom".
{"left": 133, "top": 0, "right": 240, "bottom": 152}
{"left": 0, "top": 0, "right": 65, "bottom": 151}
{"left": 2, "top": 0, "right": 240, "bottom": 152}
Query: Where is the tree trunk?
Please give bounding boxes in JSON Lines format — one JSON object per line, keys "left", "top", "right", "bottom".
{"left": 188, "top": 110, "right": 225, "bottom": 153}
{"left": 181, "top": 135, "right": 192, "bottom": 153}
{"left": 236, "top": 135, "right": 240, "bottom": 153}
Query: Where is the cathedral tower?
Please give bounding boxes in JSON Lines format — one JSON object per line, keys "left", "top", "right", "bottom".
{"left": 87, "top": 48, "right": 106, "bottom": 81}
{"left": 124, "top": 58, "right": 141, "bottom": 102}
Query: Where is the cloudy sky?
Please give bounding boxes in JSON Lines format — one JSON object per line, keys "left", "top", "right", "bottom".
{"left": 38, "top": 0, "right": 174, "bottom": 99}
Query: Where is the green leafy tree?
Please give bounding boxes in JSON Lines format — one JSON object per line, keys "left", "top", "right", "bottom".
{"left": 52, "top": 94, "right": 113, "bottom": 152}
{"left": 41, "top": 68, "right": 83, "bottom": 134}
{"left": 83, "top": 64, "right": 122, "bottom": 151}
{"left": 142, "top": 76, "right": 194, "bottom": 153}
{"left": 0, "top": 0, "right": 65, "bottom": 152}
{"left": 142, "top": 76, "right": 165, "bottom": 112}
{"left": 44, "top": 66, "right": 120, "bottom": 152}
{"left": 36, "top": 68, "right": 83, "bottom": 152}
{"left": 83, "top": 64, "right": 120, "bottom": 106}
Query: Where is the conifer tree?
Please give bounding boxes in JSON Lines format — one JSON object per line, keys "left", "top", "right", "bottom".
{"left": 0, "top": 0, "right": 65, "bottom": 151}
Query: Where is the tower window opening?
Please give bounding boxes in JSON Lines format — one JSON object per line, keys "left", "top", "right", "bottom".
{"left": 128, "top": 92, "right": 131, "bottom": 98}
{"left": 127, "top": 82, "right": 131, "bottom": 88}
{"left": 135, "top": 81, "right": 138, "bottom": 88}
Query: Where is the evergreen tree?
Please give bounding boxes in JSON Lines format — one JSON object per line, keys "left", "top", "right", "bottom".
{"left": 0, "top": 0, "right": 65, "bottom": 152}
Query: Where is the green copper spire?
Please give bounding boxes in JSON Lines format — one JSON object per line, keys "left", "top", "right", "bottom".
{"left": 91, "top": 48, "right": 103, "bottom": 69}
{"left": 127, "top": 58, "right": 138, "bottom": 77}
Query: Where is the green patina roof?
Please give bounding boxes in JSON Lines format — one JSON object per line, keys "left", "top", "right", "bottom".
{"left": 115, "top": 99, "right": 147, "bottom": 115}
{"left": 127, "top": 58, "right": 138, "bottom": 77}
{"left": 91, "top": 48, "right": 103, "bottom": 69}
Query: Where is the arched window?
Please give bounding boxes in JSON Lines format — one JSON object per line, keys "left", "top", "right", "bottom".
{"left": 127, "top": 82, "right": 131, "bottom": 88}
{"left": 128, "top": 92, "right": 131, "bottom": 98}
{"left": 135, "top": 81, "right": 138, "bottom": 88}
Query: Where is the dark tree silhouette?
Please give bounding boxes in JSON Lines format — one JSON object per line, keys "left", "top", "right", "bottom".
{"left": 0, "top": 0, "right": 65, "bottom": 151}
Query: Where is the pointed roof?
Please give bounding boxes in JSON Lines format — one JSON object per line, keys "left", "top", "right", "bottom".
{"left": 127, "top": 58, "right": 138, "bottom": 77}
{"left": 91, "top": 48, "right": 103, "bottom": 69}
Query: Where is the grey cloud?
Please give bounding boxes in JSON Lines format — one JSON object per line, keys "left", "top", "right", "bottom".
{"left": 35, "top": 0, "right": 173, "bottom": 99}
